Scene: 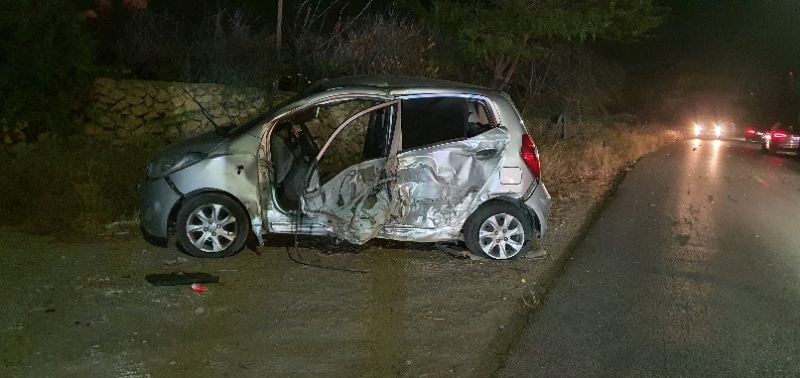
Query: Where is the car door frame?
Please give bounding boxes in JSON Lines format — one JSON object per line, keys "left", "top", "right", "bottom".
{"left": 298, "top": 99, "right": 401, "bottom": 244}
{"left": 259, "top": 92, "right": 394, "bottom": 236}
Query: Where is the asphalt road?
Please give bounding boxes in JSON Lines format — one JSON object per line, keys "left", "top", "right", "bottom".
{"left": 496, "top": 139, "right": 800, "bottom": 378}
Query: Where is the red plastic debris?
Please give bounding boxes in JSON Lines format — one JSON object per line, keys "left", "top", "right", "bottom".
{"left": 191, "top": 283, "right": 207, "bottom": 293}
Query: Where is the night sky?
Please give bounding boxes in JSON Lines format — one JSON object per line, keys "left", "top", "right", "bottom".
{"left": 611, "top": 0, "right": 800, "bottom": 124}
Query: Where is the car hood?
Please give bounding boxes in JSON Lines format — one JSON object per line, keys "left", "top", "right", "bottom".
{"left": 155, "top": 131, "right": 229, "bottom": 159}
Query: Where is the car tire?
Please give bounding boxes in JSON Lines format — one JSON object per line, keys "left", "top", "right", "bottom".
{"left": 463, "top": 201, "right": 532, "bottom": 260}
{"left": 176, "top": 193, "right": 250, "bottom": 258}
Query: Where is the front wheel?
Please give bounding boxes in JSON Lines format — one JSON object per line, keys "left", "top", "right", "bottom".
{"left": 463, "top": 202, "right": 533, "bottom": 260}
{"left": 176, "top": 193, "right": 250, "bottom": 258}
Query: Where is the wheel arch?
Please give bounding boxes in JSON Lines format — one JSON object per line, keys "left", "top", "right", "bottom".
{"left": 464, "top": 196, "right": 542, "bottom": 238}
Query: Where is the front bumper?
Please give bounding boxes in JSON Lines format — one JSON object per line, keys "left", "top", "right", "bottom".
{"left": 139, "top": 177, "right": 182, "bottom": 245}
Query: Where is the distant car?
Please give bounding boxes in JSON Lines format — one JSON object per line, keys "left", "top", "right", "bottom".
{"left": 693, "top": 123, "right": 723, "bottom": 139}
{"left": 762, "top": 127, "right": 800, "bottom": 155}
{"left": 745, "top": 126, "right": 767, "bottom": 142}
{"left": 139, "top": 75, "right": 551, "bottom": 260}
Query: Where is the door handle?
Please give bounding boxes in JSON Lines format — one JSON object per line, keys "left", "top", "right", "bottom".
{"left": 474, "top": 148, "right": 498, "bottom": 160}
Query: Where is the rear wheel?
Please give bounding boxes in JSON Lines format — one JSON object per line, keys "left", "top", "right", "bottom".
{"left": 176, "top": 193, "right": 250, "bottom": 258}
{"left": 464, "top": 202, "right": 532, "bottom": 260}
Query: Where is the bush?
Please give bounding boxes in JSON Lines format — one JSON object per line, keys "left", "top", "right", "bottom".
{"left": 0, "top": 0, "right": 97, "bottom": 135}
{"left": 526, "top": 118, "right": 684, "bottom": 199}
{"left": 116, "top": 8, "right": 280, "bottom": 87}
{"left": 0, "top": 137, "right": 166, "bottom": 235}
{"left": 307, "top": 14, "right": 439, "bottom": 79}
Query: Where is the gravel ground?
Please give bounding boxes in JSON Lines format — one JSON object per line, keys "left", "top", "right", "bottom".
{"left": 0, "top": 179, "right": 612, "bottom": 378}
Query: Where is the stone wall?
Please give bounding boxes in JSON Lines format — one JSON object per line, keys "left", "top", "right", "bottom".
{"left": 2, "top": 77, "right": 381, "bottom": 173}
{"left": 80, "top": 78, "right": 289, "bottom": 142}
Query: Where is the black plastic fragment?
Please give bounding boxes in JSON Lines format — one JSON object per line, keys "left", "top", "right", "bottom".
{"left": 145, "top": 272, "right": 219, "bottom": 286}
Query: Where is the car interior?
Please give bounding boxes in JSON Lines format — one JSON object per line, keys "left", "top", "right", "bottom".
{"left": 270, "top": 102, "right": 395, "bottom": 212}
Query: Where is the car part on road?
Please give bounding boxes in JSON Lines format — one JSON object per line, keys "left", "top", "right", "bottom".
{"left": 144, "top": 271, "right": 220, "bottom": 286}
{"left": 176, "top": 193, "right": 250, "bottom": 258}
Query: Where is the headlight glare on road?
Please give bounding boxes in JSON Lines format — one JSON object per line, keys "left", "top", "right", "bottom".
{"left": 146, "top": 152, "right": 206, "bottom": 180}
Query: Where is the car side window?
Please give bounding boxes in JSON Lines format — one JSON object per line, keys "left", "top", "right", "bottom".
{"left": 400, "top": 97, "right": 494, "bottom": 151}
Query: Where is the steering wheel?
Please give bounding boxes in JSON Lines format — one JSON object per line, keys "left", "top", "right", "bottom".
{"left": 297, "top": 122, "right": 320, "bottom": 160}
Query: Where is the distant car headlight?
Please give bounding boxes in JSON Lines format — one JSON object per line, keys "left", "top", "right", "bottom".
{"left": 714, "top": 125, "right": 723, "bottom": 136}
{"left": 694, "top": 125, "right": 703, "bottom": 135}
{"left": 146, "top": 152, "right": 206, "bottom": 180}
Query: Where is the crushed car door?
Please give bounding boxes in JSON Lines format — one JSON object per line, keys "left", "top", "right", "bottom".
{"left": 383, "top": 96, "right": 511, "bottom": 241}
{"left": 301, "top": 100, "right": 400, "bottom": 244}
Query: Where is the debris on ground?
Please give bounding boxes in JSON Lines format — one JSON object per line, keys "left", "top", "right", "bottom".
{"left": 434, "top": 242, "right": 485, "bottom": 260}
{"left": 164, "top": 257, "right": 188, "bottom": 266}
{"left": 145, "top": 272, "right": 219, "bottom": 287}
{"left": 525, "top": 249, "right": 547, "bottom": 258}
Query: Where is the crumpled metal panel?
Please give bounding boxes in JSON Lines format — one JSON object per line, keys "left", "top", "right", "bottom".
{"left": 302, "top": 127, "right": 512, "bottom": 244}
{"left": 302, "top": 158, "right": 393, "bottom": 244}
{"left": 382, "top": 127, "right": 511, "bottom": 242}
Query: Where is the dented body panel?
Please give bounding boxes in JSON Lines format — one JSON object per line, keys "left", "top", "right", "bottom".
{"left": 382, "top": 127, "right": 511, "bottom": 241}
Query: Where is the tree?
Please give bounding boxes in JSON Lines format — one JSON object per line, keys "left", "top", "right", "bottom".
{"left": 0, "top": 0, "right": 96, "bottom": 134}
{"left": 425, "top": 0, "right": 665, "bottom": 90}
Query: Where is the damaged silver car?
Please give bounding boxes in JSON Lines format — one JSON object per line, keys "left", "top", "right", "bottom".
{"left": 139, "top": 76, "right": 551, "bottom": 260}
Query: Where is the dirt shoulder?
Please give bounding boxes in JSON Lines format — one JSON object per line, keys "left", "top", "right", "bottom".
{"left": 0, "top": 177, "right": 614, "bottom": 378}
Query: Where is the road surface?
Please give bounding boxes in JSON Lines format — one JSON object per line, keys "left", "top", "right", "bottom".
{"left": 497, "top": 139, "right": 800, "bottom": 377}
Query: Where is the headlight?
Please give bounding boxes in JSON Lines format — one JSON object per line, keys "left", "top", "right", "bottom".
{"left": 146, "top": 152, "right": 206, "bottom": 180}
{"left": 694, "top": 125, "right": 703, "bottom": 135}
{"left": 714, "top": 125, "right": 723, "bottom": 136}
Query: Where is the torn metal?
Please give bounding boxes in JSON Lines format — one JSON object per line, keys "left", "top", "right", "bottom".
{"left": 301, "top": 128, "right": 514, "bottom": 243}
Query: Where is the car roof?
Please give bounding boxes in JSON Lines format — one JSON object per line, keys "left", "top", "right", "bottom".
{"left": 313, "top": 75, "right": 496, "bottom": 96}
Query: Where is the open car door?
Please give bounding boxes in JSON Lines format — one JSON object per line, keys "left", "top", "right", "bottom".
{"left": 301, "top": 100, "right": 400, "bottom": 244}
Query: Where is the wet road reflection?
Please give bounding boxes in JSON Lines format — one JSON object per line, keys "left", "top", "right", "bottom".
{"left": 498, "top": 139, "right": 800, "bottom": 377}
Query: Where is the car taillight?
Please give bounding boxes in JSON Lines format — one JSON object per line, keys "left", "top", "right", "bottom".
{"left": 773, "top": 132, "right": 788, "bottom": 138}
{"left": 746, "top": 128, "right": 755, "bottom": 135}
{"left": 521, "top": 134, "right": 541, "bottom": 181}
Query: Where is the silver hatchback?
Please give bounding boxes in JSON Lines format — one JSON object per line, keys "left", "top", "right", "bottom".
{"left": 139, "top": 76, "right": 551, "bottom": 260}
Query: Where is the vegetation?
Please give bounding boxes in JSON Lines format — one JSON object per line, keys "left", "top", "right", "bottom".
{"left": 0, "top": 137, "right": 166, "bottom": 235}
{"left": 419, "top": 0, "right": 664, "bottom": 90}
{"left": 0, "top": 0, "right": 96, "bottom": 136}
{"left": 0, "top": 0, "right": 684, "bottom": 235}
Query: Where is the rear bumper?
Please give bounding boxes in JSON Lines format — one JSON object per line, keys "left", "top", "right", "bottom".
{"left": 768, "top": 139, "right": 800, "bottom": 150}
{"left": 524, "top": 181, "right": 551, "bottom": 237}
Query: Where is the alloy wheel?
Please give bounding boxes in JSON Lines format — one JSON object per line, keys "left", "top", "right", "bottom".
{"left": 478, "top": 213, "right": 525, "bottom": 259}
{"left": 184, "top": 203, "right": 238, "bottom": 253}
